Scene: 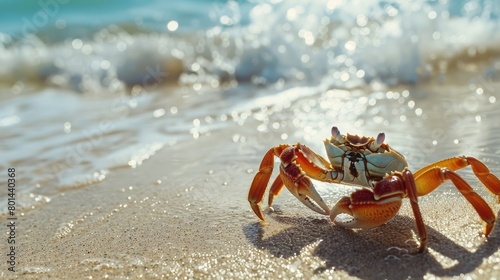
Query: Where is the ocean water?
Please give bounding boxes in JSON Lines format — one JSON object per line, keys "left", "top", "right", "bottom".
{"left": 1, "top": 0, "right": 500, "bottom": 214}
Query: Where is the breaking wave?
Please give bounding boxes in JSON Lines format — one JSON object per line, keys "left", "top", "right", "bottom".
{"left": 1, "top": 0, "right": 499, "bottom": 94}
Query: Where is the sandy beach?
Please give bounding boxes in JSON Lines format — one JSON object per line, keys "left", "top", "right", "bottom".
{"left": 3, "top": 71, "right": 499, "bottom": 279}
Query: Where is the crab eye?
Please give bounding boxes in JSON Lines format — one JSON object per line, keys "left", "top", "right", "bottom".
{"left": 331, "top": 126, "right": 345, "bottom": 143}
{"left": 370, "top": 132, "right": 385, "bottom": 150}
{"left": 331, "top": 126, "right": 340, "bottom": 138}
{"left": 376, "top": 132, "right": 385, "bottom": 146}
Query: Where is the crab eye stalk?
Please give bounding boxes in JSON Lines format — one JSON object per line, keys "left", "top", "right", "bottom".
{"left": 369, "top": 132, "right": 385, "bottom": 151}
{"left": 331, "top": 126, "right": 340, "bottom": 137}
{"left": 376, "top": 132, "right": 385, "bottom": 146}
{"left": 331, "top": 126, "right": 344, "bottom": 142}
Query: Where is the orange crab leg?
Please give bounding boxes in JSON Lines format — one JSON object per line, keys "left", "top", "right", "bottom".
{"left": 248, "top": 145, "right": 288, "bottom": 220}
{"left": 267, "top": 175, "right": 284, "bottom": 208}
{"left": 467, "top": 157, "right": 500, "bottom": 201}
{"left": 329, "top": 189, "right": 403, "bottom": 229}
{"left": 402, "top": 169, "right": 428, "bottom": 253}
{"left": 415, "top": 167, "right": 496, "bottom": 236}
{"left": 294, "top": 143, "right": 338, "bottom": 182}
{"left": 414, "top": 156, "right": 500, "bottom": 199}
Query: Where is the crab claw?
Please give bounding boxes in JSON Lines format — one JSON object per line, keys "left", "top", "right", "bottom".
{"left": 369, "top": 132, "right": 385, "bottom": 151}
{"left": 284, "top": 175, "right": 330, "bottom": 215}
{"left": 330, "top": 188, "right": 402, "bottom": 228}
{"left": 278, "top": 145, "right": 331, "bottom": 216}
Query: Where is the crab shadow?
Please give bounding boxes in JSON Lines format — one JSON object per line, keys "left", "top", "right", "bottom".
{"left": 243, "top": 210, "right": 500, "bottom": 279}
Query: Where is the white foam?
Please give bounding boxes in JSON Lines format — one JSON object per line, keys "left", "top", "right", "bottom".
{"left": 1, "top": 0, "right": 499, "bottom": 91}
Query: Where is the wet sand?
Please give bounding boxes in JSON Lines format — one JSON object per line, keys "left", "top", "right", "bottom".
{"left": 5, "top": 71, "right": 500, "bottom": 279}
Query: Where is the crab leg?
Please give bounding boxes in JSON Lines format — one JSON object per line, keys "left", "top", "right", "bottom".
{"left": 414, "top": 156, "right": 500, "bottom": 199}
{"left": 267, "top": 175, "right": 284, "bottom": 208}
{"left": 248, "top": 145, "right": 288, "bottom": 220}
{"left": 415, "top": 167, "right": 496, "bottom": 236}
{"left": 402, "top": 169, "right": 428, "bottom": 253}
{"left": 467, "top": 157, "right": 500, "bottom": 201}
{"left": 294, "top": 143, "right": 341, "bottom": 183}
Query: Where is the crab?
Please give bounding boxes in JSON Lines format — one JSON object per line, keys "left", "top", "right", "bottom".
{"left": 248, "top": 126, "right": 500, "bottom": 253}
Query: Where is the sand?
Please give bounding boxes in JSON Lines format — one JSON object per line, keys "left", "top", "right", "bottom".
{"left": 3, "top": 70, "right": 500, "bottom": 279}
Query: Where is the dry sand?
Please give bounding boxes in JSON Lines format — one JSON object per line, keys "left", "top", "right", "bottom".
{"left": 3, "top": 72, "right": 500, "bottom": 279}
